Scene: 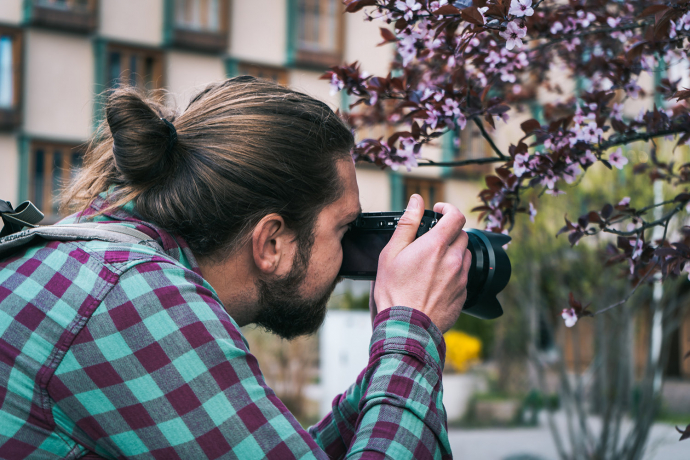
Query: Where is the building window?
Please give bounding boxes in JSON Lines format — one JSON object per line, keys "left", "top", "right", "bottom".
{"left": 171, "top": 0, "right": 229, "bottom": 53}
{"left": 452, "top": 122, "right": 493, "bottom": 176}
{"left": 107, "top": 44, "right": 164, "bottom": 91}
{"left": 30, "top": 0, "right": 98, "bottom": 33}
{"left": 0, "top": 27, "right": 22, "bottom": 131}
{"left": 402, "top": 177, "right": 445, "bottom": 209}
{"left": 29, "top": 142, "right": 83, "bottom": 219}
{"left": 236, "top": 63, "right": 288, "bottom": 86}
{"left": 294, "top": 0, "right": 344, "bottom": 68}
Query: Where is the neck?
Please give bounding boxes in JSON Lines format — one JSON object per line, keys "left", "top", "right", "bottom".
{"left": 196, "top": 246, "right": 259, "bottom": 327}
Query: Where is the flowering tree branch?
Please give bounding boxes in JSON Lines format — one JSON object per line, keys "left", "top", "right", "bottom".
{"left": 332, "top": 0, "right": 690, "bottom": 331}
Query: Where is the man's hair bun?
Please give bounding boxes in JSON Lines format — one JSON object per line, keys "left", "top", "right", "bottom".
{"left": 105, "top": 88, "right": 179, "bottom": 185}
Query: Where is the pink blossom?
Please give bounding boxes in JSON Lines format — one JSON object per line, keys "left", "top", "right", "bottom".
{"left": 513, "top": 152, "right": 530, "bottom": 177}
{"left": 563, "top": 163, "right": 582, "bottom": 184}
{"left": 329, "top": 73, "right": 344, "bottom": 96}
{"left": 395, "top": 0, "right": 421, "bottom": 21}
{"left": 580, "top": 150, "right": 597, "bottom": 166}
{"left": 608, "top": 148, "right": 628, "bottom": 169}
{"left": 576, "top": 10, "right": 596, "bottom": 27}
{"left": 398, "top": 35, "right": 418, "bottom": 66}
{"left": 632, "top": 238, "right": 644, "bottom": 260}
{"left": 563, "top": 37, "right": 581, "bottom": 52}
{"left": 456, "top": 112, "right": 467, "bottom": 130}
{"left": 635, "top": 109, "right": 646, "bottom": 123}
{"left": 582, "top": 121, "right": 603, "bottom": 143}
{"left": 618, "top": 196, "right": 630, "bottom": 206}
{"left": 573, "top": 105, "right": 585, "bottom": 125}
{"left": 429, "top": 0, "right": 448, "bottom": 10}
{"left": 542, "top": 171, "right": 558, "bottom": 189}
{"left": 679, "top": 12, "right": 690, "bottom": 30}
{"left": 550, "top": 21, "right": 563, "bottom": 35}
{"left": 562, "top": 308, "right": 578, "bottom": 327}
{"left": 485, "top": 50, "right": 503, "bottom": 67}
{"left": 607, "top": 17, "right": 620, "bottom": 28}
{"left": 500, "top": 21, "right": 527, "bottom": 51}
{"left": 396, "top": 137, "right": 420, "bottom": 171}
{"left": 425, "top": 107, "right": 440, "bottom": 129}
{"left": 500, "top": 69, "right": 517, "bottom": 83}
{"left": 529, "top": 202, "right": 537, "bottom": 223}
{"left": 442, "top": 98, "right": 462, "bottom": 118}
{"left": 624, "top": 80, "right": 641, "bottom": 99}
{"left": 611, "top": 102, "right": 624, "bottom": 120}
{"left": 487, "top": 211, "right": 503, "bottom": 232}
{"left": 509, "top": 0, "right": 534, "bottom": 18}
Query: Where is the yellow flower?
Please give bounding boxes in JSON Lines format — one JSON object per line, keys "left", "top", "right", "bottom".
{"left": 444, "top": 330, "right": 482, "bottom": 373}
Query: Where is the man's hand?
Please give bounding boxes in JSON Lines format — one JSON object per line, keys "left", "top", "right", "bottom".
{"left": 373, "top": 194, "right": 471, "bottom": 333}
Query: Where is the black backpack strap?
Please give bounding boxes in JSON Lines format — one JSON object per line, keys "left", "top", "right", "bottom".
{"left": 0, "top": 200, "right": 44, "bottom": 238}
{"left": 0, "top": 223, "right": 165, "bottom": 261}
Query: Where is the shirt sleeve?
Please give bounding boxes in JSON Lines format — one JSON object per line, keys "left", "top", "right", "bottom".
{"left": 308, "top": 307, "right": 451, "bottom": 460}
{"left": 47, "top": 261, "right": 450, "bottom": 460}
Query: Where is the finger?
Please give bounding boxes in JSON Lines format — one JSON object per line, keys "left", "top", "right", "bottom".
{"left": 448, "top": 229, "right": 469, "bottom": 254}
{"left": 461, "top": 247, "right": 472, "bottom": 279}
{"left": 369, "top": 281, "right": 378, "bottom": 326}
{"left": 384, "top": 194, "right": 425, "bottom": 258}
{"left": 430, "top": 203, "right": 466, "bottom": 246}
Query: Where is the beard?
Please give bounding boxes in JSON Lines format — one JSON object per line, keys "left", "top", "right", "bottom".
{"left": 253, "top": 239, "right": 340, "bottom": 340}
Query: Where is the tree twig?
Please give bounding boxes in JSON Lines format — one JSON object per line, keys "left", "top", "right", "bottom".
{"left": 472, "top": 116, "right": 507, "bottom": 160}
{"left": 599, "top": 204, "right": 683, "bottom": 237}
{"left": 598, "top": 126, "right": 689, "bottom": 151}
{"left": 417, "top": 156, "right": 506, "bottom": 167}
{"left": 594, "top": 261, "right": 659, "bottom": 316}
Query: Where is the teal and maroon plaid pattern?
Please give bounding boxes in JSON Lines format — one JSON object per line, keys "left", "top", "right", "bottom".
{"left": 0, "top": 195, "right": 451, "bottom": 459}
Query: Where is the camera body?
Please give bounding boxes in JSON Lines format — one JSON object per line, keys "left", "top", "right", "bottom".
{"left": 338, "top": 210, "right": 512, "bottom": 320}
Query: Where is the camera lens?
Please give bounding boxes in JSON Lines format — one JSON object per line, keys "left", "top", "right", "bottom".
{"left": 463, "top": 229, "right": 512, "bottom": 319}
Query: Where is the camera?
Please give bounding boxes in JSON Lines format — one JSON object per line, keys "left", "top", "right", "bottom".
{"left": 338, "top": 210, "right": 512, "bottom": 319}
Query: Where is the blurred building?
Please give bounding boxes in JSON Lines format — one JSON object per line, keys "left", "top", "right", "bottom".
{"left": 0, "top": 0, "right": 487, "bottom": 225}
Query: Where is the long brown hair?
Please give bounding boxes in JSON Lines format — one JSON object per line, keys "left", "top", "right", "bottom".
{"left": 62, "top": 77, "right": 354, "bottom": 259}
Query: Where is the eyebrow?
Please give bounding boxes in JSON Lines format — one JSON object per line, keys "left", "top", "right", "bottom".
{"left": 343, "top": 205, "right": 362, "bottom": 225}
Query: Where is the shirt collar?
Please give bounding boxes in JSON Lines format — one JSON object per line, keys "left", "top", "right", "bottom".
{"left": 69, "top": 191, "right": 203, "bottom": 277}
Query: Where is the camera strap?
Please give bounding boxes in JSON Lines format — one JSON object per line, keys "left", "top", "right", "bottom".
{"left": 0, "top": 200, "right": 165, "bottom": 261}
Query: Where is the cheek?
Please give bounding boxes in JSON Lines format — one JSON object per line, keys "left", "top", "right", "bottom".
{"left": 307, "top": 236, "right": 342, "bottom": 275}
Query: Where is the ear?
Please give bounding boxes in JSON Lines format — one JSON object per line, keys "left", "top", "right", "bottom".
{"left": 251, "top": 213, "right": 296, "bottom": 275}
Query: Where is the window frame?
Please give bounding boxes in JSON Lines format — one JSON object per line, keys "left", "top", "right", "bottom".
{"left": 106, "top": 43, "right": 165, "bottom": 91}
{"left": 0, "top": 25, "right": 23, "bottom": 131}
{"left": 28, "top": 140, "right": 84, "bottom": 221}
{"left": 30, "top": 0, "right": 99, "bottom": 34}
{"left": 292, "top": 0, "right": 345, "bottom": 69}
{"left": 402, "top": 177, "right": 445, "bottom": 209}
{"left": 170, "top": 0, "right": 230, "bottom": 53}
{"left": 236, "top": 62, "right": 289, "bottom": 86}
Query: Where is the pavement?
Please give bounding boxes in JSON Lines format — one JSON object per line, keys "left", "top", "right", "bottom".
{"left": 448, "top": 413, "right": 688, "bottom": 460}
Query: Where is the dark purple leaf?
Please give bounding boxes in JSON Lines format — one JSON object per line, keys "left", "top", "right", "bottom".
{"left": 601, "top": 204, "right": 613, "bottom": 220}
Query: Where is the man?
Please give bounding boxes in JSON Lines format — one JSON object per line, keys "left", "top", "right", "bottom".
{"left": 0, "top": 77, "right": 470, "bottom": 459}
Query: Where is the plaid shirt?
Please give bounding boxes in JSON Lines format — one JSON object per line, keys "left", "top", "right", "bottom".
{"left": 0, "top": 195, "right": 451, "bottom": 459}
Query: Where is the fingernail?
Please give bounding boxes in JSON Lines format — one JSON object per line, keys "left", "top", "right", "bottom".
{"left": 407, "top": 195, "right": 419, "bottom": 210}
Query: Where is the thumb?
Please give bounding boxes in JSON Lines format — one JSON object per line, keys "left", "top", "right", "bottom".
{"left": 385, "top": 194, "right": 424, "bottom": 258}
